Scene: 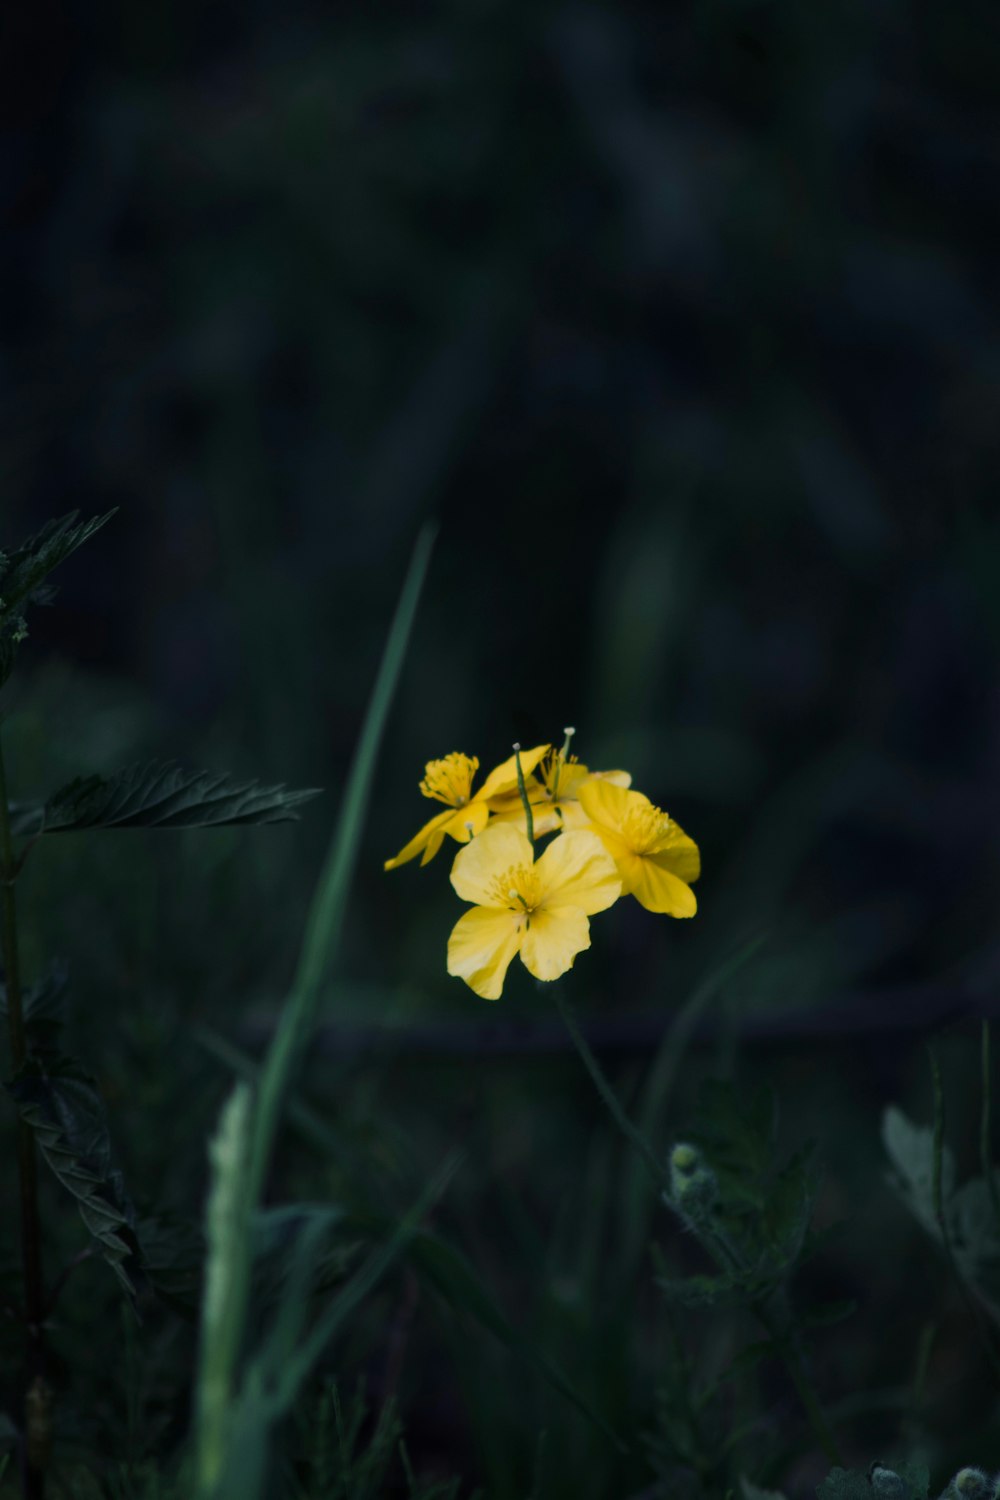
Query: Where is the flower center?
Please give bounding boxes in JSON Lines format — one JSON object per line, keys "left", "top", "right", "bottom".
{"left": 420, "top": 753, "right": 478, "bottom": 806}
{"left": 622, "top": 801, "right": 671, "bottom": 854}
{"left": 541, "top": 751, "right": 581, "bottom": 801}
{"left": 489, "top": 863, "right": 541, "bottom": 914}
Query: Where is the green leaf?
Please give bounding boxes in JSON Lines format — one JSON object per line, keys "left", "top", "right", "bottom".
{"left": 137, "top": 1212, "right": 204, "bottom": 1319}
{"left": 192, "top": 527, "right": 436, "bottom": 1500}
{"left": 656, "top": 1271, "right": 745, "bottom": 1308}
{"left": 0, "top": 962, "right": 68, "bottom": 1058}
{"left": 0, "top": 510, "right": 117, "bottom": 678}
{"left": 690, "top": 1079, "right": 777, "bottom": 1188}
{"left": 948, "top": 1176, "right": 1000, "bottom": 1322}
{"left": 7, "top": 1057, "right": 143, "bottom": 1298}
{"left": 816, "top": 1463, "right": 929, "bottom": 1500}
{"left": 14, "top": 761, "right": 321, "bottom": 836}
{"left": 883, "top": 1105, "right": 955, "bottom": 1241}
{"left": 196, "top": 1083, "right": 255, "bottom": 1494}
{"left": 760, "top": 1146, "right": 820, "bottom": 1272}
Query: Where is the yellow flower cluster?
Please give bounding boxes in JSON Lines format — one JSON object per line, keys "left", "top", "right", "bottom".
{"left": 385, "top": 733, "right": 700, "bottom": 999}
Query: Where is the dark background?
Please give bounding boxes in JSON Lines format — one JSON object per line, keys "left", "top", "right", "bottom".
{"left": 2, "top": 0, "right": 1000, "bottom": 1490}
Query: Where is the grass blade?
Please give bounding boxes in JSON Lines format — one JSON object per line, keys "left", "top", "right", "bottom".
{"left": 192, "top": 525, "right": 435, "bottom": 1499}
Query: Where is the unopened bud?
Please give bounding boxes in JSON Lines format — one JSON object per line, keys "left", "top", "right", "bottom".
{"left": 868, "top": 1465, "right": 905, "bottom": 1498}
{"left": 668, "top": 1142, "right": 718, "bottom": 1218}
{"left": 951, "top": 1471, "right": 991, "bottom": 1500}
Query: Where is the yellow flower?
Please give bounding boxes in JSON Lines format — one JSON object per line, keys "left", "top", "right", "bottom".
{"left": 384, "top": 744, "right": 550, "bottom": 870}
{"left": 577, "top": 779, "right": 700, "bottom": 917}
{"left": 492, "top": 748, "right": 632, "bottom": 837}
{"left": 446, "top": 822, "right": 621, "bottom": 999}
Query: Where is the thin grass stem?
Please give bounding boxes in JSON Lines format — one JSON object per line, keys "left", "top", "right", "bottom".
{"left": 929, "top": 1045, "right": 1000, "bottom": 1386}
{"left": 0, "top": 730, "right": 47, "bottom": 1500}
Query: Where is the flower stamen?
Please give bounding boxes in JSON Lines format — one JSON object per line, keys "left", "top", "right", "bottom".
{"left": 420, "top": 753, "right": 479, "bottom": 807}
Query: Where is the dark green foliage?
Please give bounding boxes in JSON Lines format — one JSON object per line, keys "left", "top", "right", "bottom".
{"left": 817, "top": 1460, "right": 930, "bottom": 1500}
{"left": 9, "top": 761, "right": 320, "bottom": 837}
{"left": 7, "top": 1056, "right": 144, "bottom": 1299}
{"left": 884, "top": 1105, "right": 1000, "bottom": 1325}
{"left": 0, "top": 512, "right": 117, "bottom": 684}
{"left": 0, "top": 962, "right": 68, "bottom": 1059}
{"left": 677, "top": 1079, "right": 822, "bottom": 1296}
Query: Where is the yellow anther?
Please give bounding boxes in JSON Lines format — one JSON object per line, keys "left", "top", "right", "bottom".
{"left": 420, "top": 753, "right": 479, "bottom": 807}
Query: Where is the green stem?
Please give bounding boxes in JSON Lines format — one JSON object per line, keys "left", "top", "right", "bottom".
{"left": 554, "top": 982, "right": 842, "bottom": 1466}
{"left": 552, "top": 986, "right": 662, "bottom": 1184}
{"left": 513, "top": 743, "right": 534, "bottom": 844}
{"left": 981, "top": 1022, "right": 1000, "bottom": 1229}
{"left": 700, "top": 1218, "right": 842, "bottom": 1465}
{"left": 0, "top": 731, "right": 46, "bottom": 1498}
{"left": 929, "top": 1046, "right": 1000, "bottom": 1386}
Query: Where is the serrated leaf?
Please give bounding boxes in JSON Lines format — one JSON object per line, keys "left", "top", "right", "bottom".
{"left": 0, "top": 962, "right": 69, "bottom": 1059}
{"left": 136, "top": 1212, "right": 204, "bottom": 1319}
{"left": 0, "top": 509, "right": 117, "bottom": 621}
{"left": 7, "top": 1057, "right": 143, "bottom": 1299}
{"left": 760, "top": 1147, "right": 820, "bottom": 1271}
{"left": 0, "top": 511, "right": 117, "bottom": 679}
{"left": 18, "top": 761, "right": 321, "bottom": 835}
{"left": 690, "top": 1080, "right": 777, "bottom": 1185}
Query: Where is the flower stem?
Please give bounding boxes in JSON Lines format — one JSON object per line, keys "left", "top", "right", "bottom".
{"left": 0, "top": 730, "right": 47, "bottom": 1499}
{"left": 512, "top": 743, "right": 534, "bottom": 843}
{"left": 551, "top": 987, "right": 667, "bottom": 1186}
{"left": 553, "top": 981, "right": 842, "bottom": 1467}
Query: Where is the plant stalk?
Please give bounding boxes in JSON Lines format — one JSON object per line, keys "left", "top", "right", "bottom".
{"left": 0, "top": 731, "right": 46, "bottom": 1499}
{"left": 513, "top": 743, "right": 534, "bottom": 843}
{"left": 554, "top": 982, "right": 843, "bottom": 1467}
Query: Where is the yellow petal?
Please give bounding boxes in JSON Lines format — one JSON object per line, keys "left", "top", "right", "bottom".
{"left": 535, "top": 830, "right": 621, "bottom": 915}
{"left": 630, "top": 856, "right": 697, "bottom": 917}
{"left": 527, "top": 805, "right": 565, "bottom": 837}
{"left": 384, "top": 806, "right": 458, "bottom": 870}
{"left": 520, "top": 905, "right": 591, "bottom": 982}
{"left": 578, "top": 778, "right": 646, "bottom": 833}
{"left": 587, "top": 821, "right": 634, "bottom": 873}
{"left": 484, "top": 785, "right": 548, "bottom": 816}
{"left": 449, "top": 821, "right": 534, "bottom": 905}
{"left": 418, "top": 801, "right": 490, "bottom": 865}
{"left": 552, "top": 800, "right": 591, "bottom": 830}
{"left": 476, "top": 743, "right": 551, "bottom": 802}
{"left": 647, "top": 818, "right": 701, "bottom": 884}
{"left": 447, "top": 906, "right": 522, "bottom": 1000}
{"left": 590, "top": 769, "right": 632, "bottom": 789}
{"left": 448, "top": 800, "right": 491, "bottom": 845}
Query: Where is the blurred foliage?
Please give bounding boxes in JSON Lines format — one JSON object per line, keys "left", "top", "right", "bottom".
{"left": 2, "top": 0, "right": 1000, "bottom": 1493}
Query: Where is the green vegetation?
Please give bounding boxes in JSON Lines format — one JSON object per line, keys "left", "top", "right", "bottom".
{"left": 0, "top": 513, "right": 998, "bottom": 1497}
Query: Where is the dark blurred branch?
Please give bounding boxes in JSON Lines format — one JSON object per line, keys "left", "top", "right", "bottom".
{"left": 235, "top": 979, "right": 998, "bottom": 1063}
